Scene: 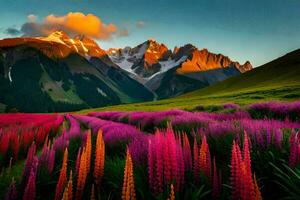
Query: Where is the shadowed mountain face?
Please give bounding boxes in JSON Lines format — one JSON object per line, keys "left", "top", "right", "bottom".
{"left": 0, "top": 31, "right": 253, "bottom": 112}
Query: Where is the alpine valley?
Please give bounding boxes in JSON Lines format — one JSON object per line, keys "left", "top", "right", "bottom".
{"left": 0, "top": 31, "right": 252, "bottom": 112}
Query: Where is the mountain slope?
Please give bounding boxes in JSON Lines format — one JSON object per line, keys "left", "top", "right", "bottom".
{"left": 0, "top": 32, "right": 154, "bottom": 112}
{"left": 80, "top": 48, "right": 300, "bottom": 112}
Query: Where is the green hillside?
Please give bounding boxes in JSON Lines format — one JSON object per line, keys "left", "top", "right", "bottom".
{"left": 79, "top": 49, "right": 300, "bottom": 113}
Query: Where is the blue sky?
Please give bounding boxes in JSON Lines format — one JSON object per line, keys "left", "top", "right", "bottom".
{"left": 0, "top": 0, "right": 299, "bottom": 67}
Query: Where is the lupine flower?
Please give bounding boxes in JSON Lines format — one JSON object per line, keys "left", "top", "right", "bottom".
{"left": 122, "top": 148, "right": 136, "bottom": 200}
{"left": 199, "top": 135, "right": 211, "bottom": 181}
{"left": 54, "top": 148, "right": 68, "bottom": 200}
{"left": 253, "top": 174, "right": 262, "bottom": 200}
{"left": 62, "top": 171, "right": 73, "bottom": 200}
{"left": 75, "top": 147, "right": 82, "bottom": 176}
{"left": 193, "top": 138, "right": 199, "bottom": 182}
{"left": 182, "top": 133, "right": 192, "bottom": 171}
{"left": 67, "top": 171, "right": 73, "bottom": 200}
{"left": 289, "top": 131, "right": 299, "bottom": 167}
{"left": 5, "top": 178, "right": 17, "bottom": 200}
{"left": 23, "top": 157, "right": 38, "bottom": 200}
{"left": 85, "top": 130, "right": 92, "bottom": 173}
{"left": 230, "top": 134, "right": 261, "bottom": 200}
{"left": 61, "top": 188, "right": 69, "bottom": 200}
{"left": 167, "top": 184, "right": 175, "bottom": 200}
{"left": 76, "top": 147, "right": 88, "bottom": 200}
{"left": 94, "top": 129, "right": 105, "bottom": 186}
{"left": 148, "top": 128, "right": 185, "bottom": 195}
{"left": 22, "top": 143, "right": 36, "bottom": 185}
{"left": 0, "top": 133, "right": 10, "bottom": 156}
{"left": 38, "top": 137, "right": 55, "bottom": 175}
{"left": 223, "top": 103, "right": 240, "bottom": 110}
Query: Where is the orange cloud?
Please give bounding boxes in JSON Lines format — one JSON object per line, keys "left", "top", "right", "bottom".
{"left": 44, "top": 12, "right": 117, "bottom": 39}
{"left": 20, "top": 12, "right": 119, "bottom": 40}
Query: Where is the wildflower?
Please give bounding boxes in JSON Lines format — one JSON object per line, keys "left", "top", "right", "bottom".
{"left": 23, "top": 157, "right": 38, "bottom": 200}
{"left": 93, "top": 129, "right": 105, "bottom": 186}
{"left": 167, "top": 184, "right": 175, "bottom": 200}
{"left": 122, "top": 148, "right": 136, "bottom": 200}
{"left": 289, "top": 132, "right": 299, "bottom": 167}
{"left": 75, "top": 147, "right": 88, "bottom": 200}
{"left": 85, "top": 130, "right": 92, "bottom": 173}
{"left": 54, "top": 148, "right": 68, "bottom": 200}
{"left": 182, "top": 133, "right": 192, "bottom": 171}
{"left": 193, "top": 138, "right": 199, "bottom": 182}
{"left": 253, "top": 174, "right": 262, "bottom": 200}
{"left": 199, "top": 135, "right": 211, "bottom": 181}
{"left": 22, "top": 142, "right": 36, "bottom": 185}
{"left": 230, "top": 133, "right": 261, "bottom": 200}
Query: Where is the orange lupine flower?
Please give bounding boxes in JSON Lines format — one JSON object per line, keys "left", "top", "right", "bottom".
{"left": 122, "top": 148, "right": 136, "bottom": 200}
{"left": 75, "top": 147, "right": 88, "bottom": 200}
{"left": 253, "top": 174, "right": 262, "bottom": 200}
{"left": 61, "top": 186, "right": 69, "bottom": 200}
{"left": 54, "top": 148, "right": 68, "bottom": 200}
{"left": 93, "top": 129, "right": 105, "bottom": 186}
{"left": 167, "top": 184, "right": 175, "bottom": 200}
{"left": 66, "top": 170, "right": 73, "bottom": 200}
{"left": 85, "top": 130, "right": 92, "bottom": 173}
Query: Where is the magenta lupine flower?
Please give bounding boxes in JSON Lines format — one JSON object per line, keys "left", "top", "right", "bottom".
{"left": 182, "top": 133, "right": 192, "bottom": 171}
{"left": 193, "top": 138, "right": 199, "bottom": 183}
{"left": 74, "top": 114, "right": 145, "bottom": 147}
{"left": 147, "top": 128, "right": 186, "bottom": 195}
{"left": 273, "top": 129, "right": 283, "bottom": 148}
{"left": 38, "top": 139, "right": 55, "bottom": 174}
{"left": 289, "top": 132, "right": 299, "bottom": 167}
{"left": 22, "top": 143, "right": 36, "bottom": 184}
{"left": 128, "top": 135, "right": 150, "bottom": 165}
{"left": 23, "top": 168, "right": 36, "bottom": 200}
{"left": 223, "top": 103, "right": 240, "bottom": 110}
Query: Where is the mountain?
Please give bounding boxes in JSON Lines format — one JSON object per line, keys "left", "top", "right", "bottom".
{"left": 0, "top": 31, "right": 154, "bottom": 112}
{"left": 80, "top": 48, "right": 300, "bottom": 112}
{"left": 0, "top": 32, "right": 254, "bottom": 112}
{"left": 108, "top": 41, "right": 252, "bottom": 98}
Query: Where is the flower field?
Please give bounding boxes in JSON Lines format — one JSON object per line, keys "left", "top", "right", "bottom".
{"left": 0, "top": 101, "right": 300, "bottom": 200}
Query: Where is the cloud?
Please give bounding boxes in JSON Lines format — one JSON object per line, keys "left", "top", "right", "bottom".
{"left": 4, "top": 27, "right": 22, "bottom": 36}
{"left": 27, "top": 14, "right": 37, "bottom": 23}
{"left": 18, "top": 12, "right": 119, "bottom": 40}
{"left": 136, "top": 21, "right": 145, "bottom": 28}
{"left": 118, "top": 29, "right": 129, "bottom": 37}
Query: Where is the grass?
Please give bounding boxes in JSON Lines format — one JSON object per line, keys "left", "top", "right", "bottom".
{"left": 78, "top": 49, "right": 300, "bottom": 113}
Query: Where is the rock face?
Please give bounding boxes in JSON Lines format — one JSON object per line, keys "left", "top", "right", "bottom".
{"left": 108, "top": 40, "right": 253, "bottom": 99}
{"left": 175, "top": 45, "right": 252, "bottom": 73}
